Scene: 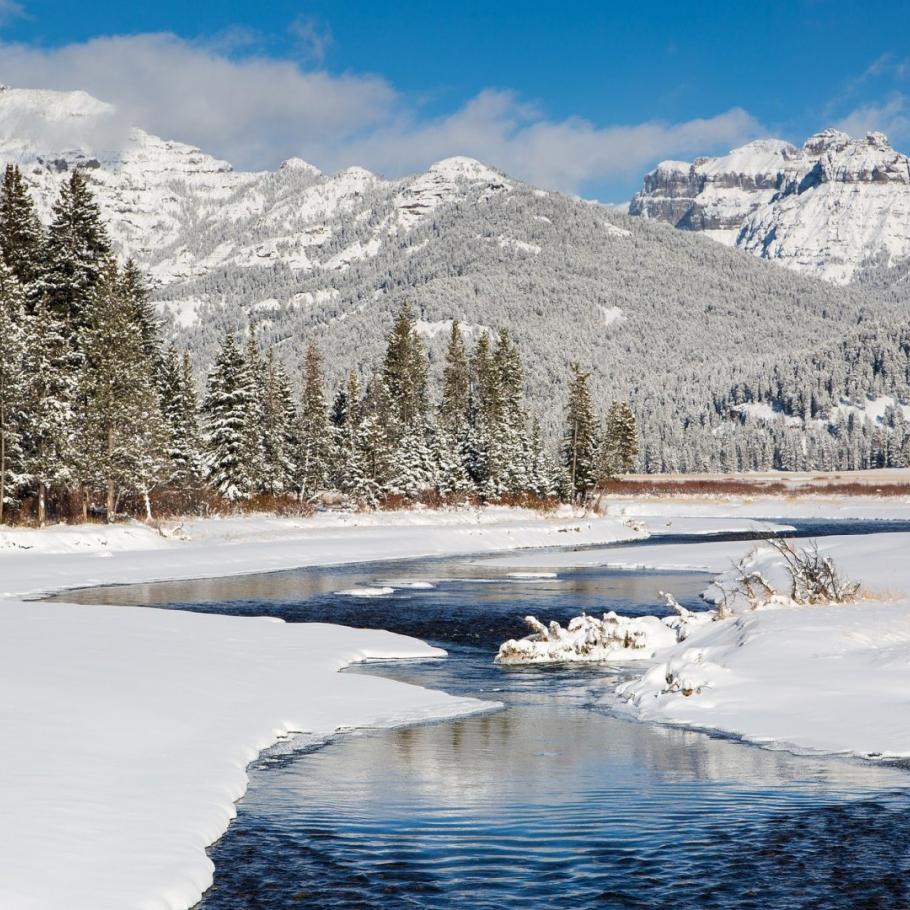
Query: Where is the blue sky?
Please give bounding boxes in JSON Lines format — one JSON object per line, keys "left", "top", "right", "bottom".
{"left": 2, "top": 0, "right": 909, "bottom": 199}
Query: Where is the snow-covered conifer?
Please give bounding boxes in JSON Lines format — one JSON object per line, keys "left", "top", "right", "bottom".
{"left": 382, "top": 303, "right": 428, "bottom": 435}
{"left": 159, "top": 348, "right": 206, "bottom": 496}
{"left": 73, "top": 259, "right": 168, "bottom": 519}
{"left": 259, "top": 348, "right": 296, "bottom": 496}
{"left": 0, "top": 261, "right": 27, "bottom": 521}
{"left": 296, "top": 342, "right": 334, "bottom": 498}
{"left": 203, "top": 333, "right": 253, "bottom": 500}
{"left": 20, "top": 296, "right": 76, "bottom": 525}
{"left": 562, "top": 363, "right": 599, "bottom": 501}
{"left": 38, "top": 170, "right": 111, "bottom": 334}
{"left": 0, "top": 164, "right": 41, "bottom": 290}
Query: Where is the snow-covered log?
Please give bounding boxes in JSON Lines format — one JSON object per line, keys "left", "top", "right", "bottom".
{"left": 495, "top": 608, "right": 712, "bottom": 664}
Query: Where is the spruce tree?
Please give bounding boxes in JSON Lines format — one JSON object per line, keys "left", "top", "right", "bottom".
{"left": 296, "top": 342, "right": 334, "bottom": 498}
{"left": 160, "top": 348, "right": 205, "bottom": 498}
{"left": 0, "top": 164, "right": 41, "bottom": 290}
{"left": 439, "top": 320, "right": 470, "bottom": 434}
{"left": 603, "top": 401, "right": 639, "bottom": 477}
{"left": 382, "top": 303, "right": 428, "bottom": 434}
{"left": 203, "top": 333, "right": 252, "bottom": 501}
{"left": 260, "top": 348, "right": 296, "bottom": 496}
{"left": 123, "top": 259, "right": 164, "bottom": 382}
{"left": 39, "top": 170, "right": 111, "bottom": 334}
{"left": 239, "top": 335, "right": 267, "bottom": 494}
{"left": 20, "top": 297, "right": 76, "bottom": 525}
{"left": 388, "top": 420, "right": 434, "bottom": 500}
{"left": 0, "top": 262, "right": 26, "bottom": 521}
{"left": 73, "top": 259, "right": 168, "bottom": 520}
{"left": 562, "top": 363, "right": 598, "bottom": 502}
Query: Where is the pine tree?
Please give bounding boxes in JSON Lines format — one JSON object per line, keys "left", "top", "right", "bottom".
{"left": 160, "top": 348, "right": 205, "bottom": 498}
{"left": 20, "top": 297, "right": 76, "bottom": 525}
{"left": 260, "top": 348, "right": 296, "bottom": 496}
{"left": 296, "top": 342, "right": 334, "bottom": 498}
{"left": 0, "top": 164, "right": 41, "bottom": 290}
{"left": 0, "top": 262, "right": 26, "bottom": 521}
{"left": 439, "top": 320, "right": 470, "bottom": 434}
{"left": 562, "top": 363, "right": 599, "bottom": 502}
{"left": 39, "top": 170, "right": 111, "bottom": 334}
{"left": 73, "top": 259, "right": 168, "bottom": 520}
{"left": 203, "top": 333, "right": 252, "bottom": 501}
{"left": 382, "top": 303, "right": 428, "bottom": 435}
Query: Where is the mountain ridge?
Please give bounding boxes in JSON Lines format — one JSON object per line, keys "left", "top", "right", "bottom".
{"left": 630, "top": 128, "right": 910, "bottom": 284}
{"left": 1, "top": 84, "right": 903, "bottom": 471}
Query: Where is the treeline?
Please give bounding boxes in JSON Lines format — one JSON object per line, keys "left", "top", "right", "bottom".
{"left": 0, "top": 165, "right": 638, "bottom": 524}
{"left": 711, "top": 322, "right": 910, "bottom": 471}
{"left": 197, "top": 305, "right": 638, "bottom": 509}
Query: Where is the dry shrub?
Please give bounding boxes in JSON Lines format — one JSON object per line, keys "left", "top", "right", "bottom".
{"left": 600, "top": 477, "right": 910, "bottom": 498}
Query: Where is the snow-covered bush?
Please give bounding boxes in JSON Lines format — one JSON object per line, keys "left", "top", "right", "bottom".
{"left": 709, "top": 537, "right": 860, "bottom": 614}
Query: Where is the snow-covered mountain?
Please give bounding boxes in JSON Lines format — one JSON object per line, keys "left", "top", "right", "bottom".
{"left": 5, "top": 85, "right": 902, "bottom": 465}
{"left": 0, "top": 85, "right": 511, "bottom": 305}
{"left": 629, "top": 129, "right": 910, "bottom": 285}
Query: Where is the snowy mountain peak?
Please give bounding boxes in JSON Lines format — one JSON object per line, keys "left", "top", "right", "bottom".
{"left": 631, "top": 127, "right": 910, "bottom": 283}
{"left": 279, "top": 157, "right": 322, "bottom": 177}
{"left": 802, "top": 128, "right": 853, "bottom": 155}
{"left": 427, "top": 156, "right": 505, "bottom": 183}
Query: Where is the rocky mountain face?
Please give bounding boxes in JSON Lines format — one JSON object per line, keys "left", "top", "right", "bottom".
{"left": 3, "top": 85, "right": 901, "bottom": 466}
{"left": 629, "top": 129, "right": 910, "bottom": 284}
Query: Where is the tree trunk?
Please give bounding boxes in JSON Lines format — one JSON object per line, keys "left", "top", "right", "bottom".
{"left": 81, "top": 486, "right": 88, "bottom": 523}
{"left": 106, "top": 426, "right": 114, "bottom": 522}
{"left": 0, "top": 408, "right": 5, "bottom": 525}
{"left": 38, "top": 482, "right": 46, "bottom": 528}
{"left": 570, "top": 419, "right": 578, "bottom": 504}
{"left": 143, "top": 490, "right": 152, "bottom": 523}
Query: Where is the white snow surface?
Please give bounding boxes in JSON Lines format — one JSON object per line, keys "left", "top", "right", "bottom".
{"left": 0, "top": 506, "right": 644, "bottom": 910}
{"left": 610, "top": 531, "right": 910, "bottom": 757}
{"left": 7, "top": 499, "right": 910, "bottom": 907}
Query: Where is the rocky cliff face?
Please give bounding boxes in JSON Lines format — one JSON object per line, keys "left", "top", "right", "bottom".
{"left": 630, "top": 129, "right": 910, "bottom": 284}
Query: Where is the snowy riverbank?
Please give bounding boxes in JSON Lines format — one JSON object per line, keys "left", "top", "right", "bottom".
{"left": 490, "top": 518, "right": 910, "bottom": 759}
{"left": 0, "top": 506, "right": 642, "bottom": 910}
{"left": 5, "top": 499, "right": 910, "bottom": 908}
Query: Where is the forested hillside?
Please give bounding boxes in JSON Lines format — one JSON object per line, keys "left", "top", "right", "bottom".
{"left": 0, "top": 166, "right": 643, "bottom": 522}
{"left": 171, "top": 180, "right": 900, "bottom": 468}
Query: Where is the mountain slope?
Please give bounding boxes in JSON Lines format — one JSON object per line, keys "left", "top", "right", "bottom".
{"left": 630, "top": 129, "right": 910, "bottom": 285}
{"left": 1, "top": 85, "right": 900, "bottom": 470}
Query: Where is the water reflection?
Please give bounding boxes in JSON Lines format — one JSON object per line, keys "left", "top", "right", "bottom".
{"left": 200, "top": 707, "right": 910, "bottom": 910}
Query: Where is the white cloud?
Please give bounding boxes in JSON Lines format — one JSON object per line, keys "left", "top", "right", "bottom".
{"left": 0, "top": 33, "right": 396, "bottom": 169}
{"left": 834, "top": 94, "right": 910, "bottom": 144}
{"left": 0, "top": 0, "right": 25, "bottom": 26}
{"left": 334, "top": 89, "right": 762, "bottom": 193}
{"left": 0, "top": 32, "right": 763, "bottom": 194}
{"left": 289, "top": 16, "right": 333, "bottom": 65}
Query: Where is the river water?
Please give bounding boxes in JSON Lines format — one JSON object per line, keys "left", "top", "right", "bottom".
{"left": 58, "top": 521, "right": 910, "bottom": 908}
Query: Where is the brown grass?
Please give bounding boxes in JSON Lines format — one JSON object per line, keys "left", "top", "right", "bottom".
{"left": 600, "top": 478, "right": 910, "bottom": 498}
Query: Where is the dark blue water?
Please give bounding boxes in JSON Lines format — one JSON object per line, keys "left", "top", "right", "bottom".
{"left": 60, "top": 520, "right": 910, "bottom": 909}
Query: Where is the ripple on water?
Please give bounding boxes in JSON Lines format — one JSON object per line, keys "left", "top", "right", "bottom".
{"left": 199, "top": 707, "right": 910, "bottom": 910}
